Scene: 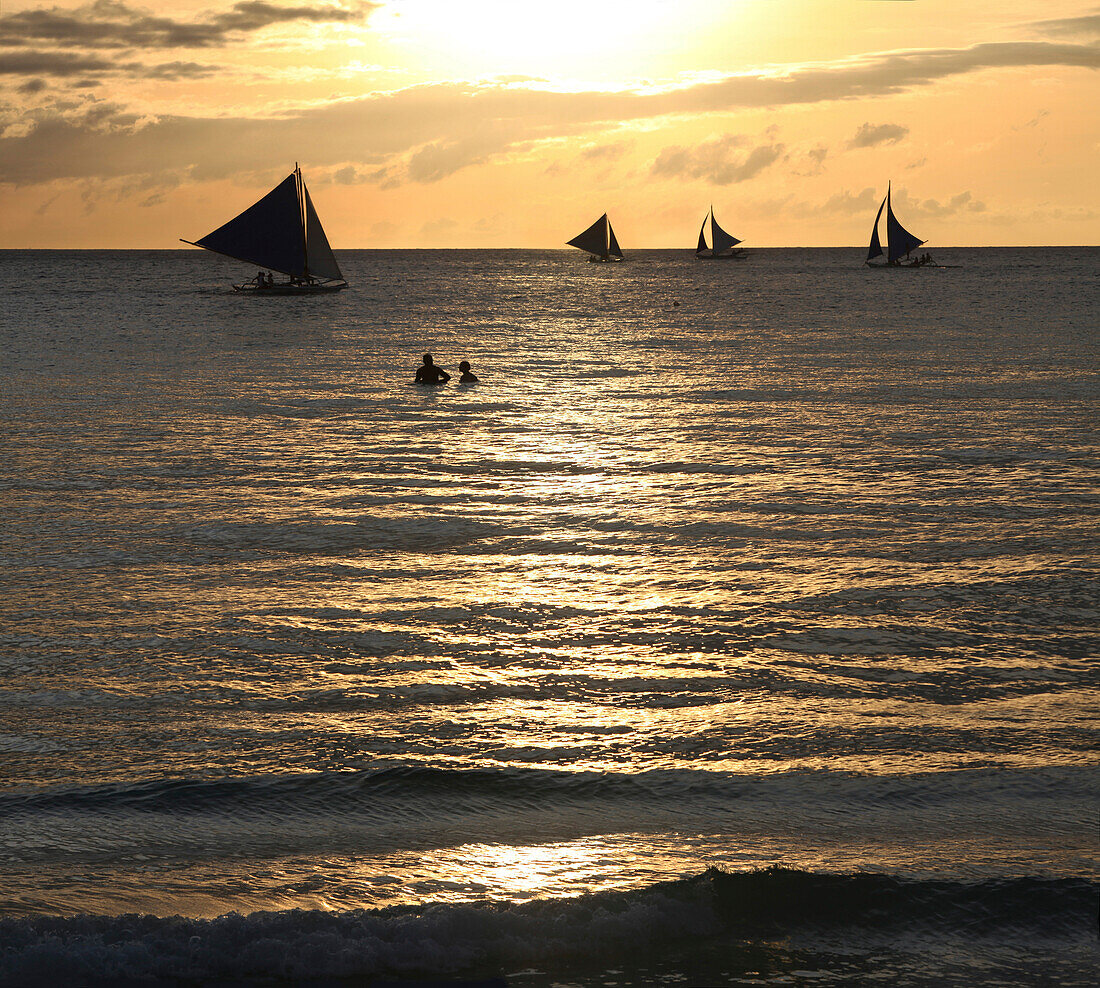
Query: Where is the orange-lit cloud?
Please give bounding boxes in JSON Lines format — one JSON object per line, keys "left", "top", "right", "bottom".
{"left": 4, "top": 39, "right": 1097, "bottom": 185}
{"left": 0, "top": 1, "right": 375, "bottom": 49}
{"left": 847, "top": 123, "right": 909, "bottom": 149}
{"left": 1, "top": 1, "right": 1097, "bottom": 246}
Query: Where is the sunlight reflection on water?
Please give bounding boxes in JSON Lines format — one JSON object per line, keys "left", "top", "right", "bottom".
{"left": 0, "top": 248, "right": 1097, "bottom": 921}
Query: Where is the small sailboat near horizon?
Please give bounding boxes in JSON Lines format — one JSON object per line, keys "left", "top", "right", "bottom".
{"left": 695, "top": 206, "right": 745, "bottom": 259}
{"left": 567, "top": 213, "right": 624, "bottom": 262}
{"left": 865, "top": 182, "right": 937, "bottom": 269}
{"left": 182, "top": 164, "right": 347, "bottom": 293}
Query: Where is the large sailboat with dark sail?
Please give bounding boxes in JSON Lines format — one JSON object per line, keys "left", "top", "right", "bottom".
{"left": 696, "top": 206, "right": 745, "bottom": 259}
{"left": 182, "top": 164, "right": 347, "bottom": 293}
{"left": 865, "top": 182, "right": 929, "bottom": 268}
{"left": 567, "top": 213, "right": 623, "bottom": 262}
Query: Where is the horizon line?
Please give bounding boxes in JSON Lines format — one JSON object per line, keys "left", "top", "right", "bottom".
{"left": 2, "top": 244, "right": 1098, "bottom": 251}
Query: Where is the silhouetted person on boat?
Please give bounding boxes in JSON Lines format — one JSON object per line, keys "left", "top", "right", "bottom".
{"left": 458, "top": 360, "right": 478, "bottom": 383}
{"left": 415, "top": 353, "right": 450, "bottom": 385}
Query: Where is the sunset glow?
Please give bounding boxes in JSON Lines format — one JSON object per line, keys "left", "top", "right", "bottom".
{"left": 375, "top": 0, "right": 708, "bottom": 75}
{"left": 1, "top": 0, "right": 1097, "bottom": 246}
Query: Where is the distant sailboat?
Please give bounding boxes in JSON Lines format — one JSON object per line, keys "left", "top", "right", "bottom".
{"left": 182, "top": 164, "right": 347, "bottom": 293}
{"left": 567, "top": 213, "right": 624, "bottom": 262}
{"left": 866, "top": 183, "right": 929, "bottom": 268}
{"left": 695, "top": 206, "right": 745, "bottom": 259}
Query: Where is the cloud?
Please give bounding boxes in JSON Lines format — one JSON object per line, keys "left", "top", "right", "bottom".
{"left": 791, "top": 144, "right": 829, "bottom": 176}
{"left": 0, "top": 1, "right": 375, "bottom": 50}
{"left": 650, "top": 144, "right": 695, "bottom": 178}
{"left": 473, "top": 213, "right": 504, "bottom": 232}
{"left": 578, "top": 140, "right": 631, "bottom": 161}
{"left": 1, "top": 38, "right": 1096, "bottom": 186}
{"left": 819, "top": 187, "right": 882, "bottom": 215}
{"left": 405, "top": 131, "right": 509, "bottom": 183}
{"left": 420, "top": 216, "right": 458, "bottom": 236}
{"left": 35, "top": 190, "right": 62, "bottom": 214}
{"left": 140, "top": 61, "right": 219, "bottom": 81}
{"left": 0, "top": 48, "right": 217, "bottom": 79}
{"left": 848, "top": 122, "right": 909, "bottom": 148}
{"left": 754, "top": 185, "right": 985, "bottom": 224}
{"left": 17, "top": 77, "right": 47, "bottom": 95}
{"left": 406, "top": 140, "right": 471, "bottom": 183}
{"left": 1029, "top": 12, "right": 1100, "bottom": 40}
{"left": 653, "top": 135, "right": 784, "bottom": 185}
{"left": 817, "top": 186, "right": 986, "bottom": 219}
{"left": 1013, "top": 109, "right": 1050, "bottom": 131}
{"left": 0, "top": 49, "right": 116, "bottom": 75}
{"left": 895, "top": 189, "right": 987, "bottom": 216}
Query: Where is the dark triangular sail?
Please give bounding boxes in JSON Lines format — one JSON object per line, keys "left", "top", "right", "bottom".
{"left": 607, "top": 220, "right": 623, "bottom": 259}
{"left": 192, "top": 174, "right": 306, "bottom": 278}
{"left": 886, "top": 189, "right": 924, "bottom": 262}
{"left": 696, "top": 216, "right": 708, "bottom": 254}
{"left": 567, "top": 214, "right": 609, "bottom": 258}
{"left": 710, "top": 212, "right": 741, "bottom": 254}
{"left": 302, "top": 181, "right": 343, "bottom": 282}
{"left": 867, "top": 194, "right": 887, "bottom": 262}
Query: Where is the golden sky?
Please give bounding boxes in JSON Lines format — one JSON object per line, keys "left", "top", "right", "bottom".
{"left": 1, "top": 0, "right": 1097, "bottom": 247}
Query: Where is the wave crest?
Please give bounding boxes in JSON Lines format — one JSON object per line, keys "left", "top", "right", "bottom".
{"left": 1, "top": 868, "right": 1093, "bottom": 986}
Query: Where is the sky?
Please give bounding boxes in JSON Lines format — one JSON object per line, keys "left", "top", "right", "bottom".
{"left": 1, "top": 0, "right": 1097, "bottom": 248}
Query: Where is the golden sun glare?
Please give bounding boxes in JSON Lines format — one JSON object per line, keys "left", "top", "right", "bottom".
{"left": 376, "top": 0, "right": 719, "bottom": 77}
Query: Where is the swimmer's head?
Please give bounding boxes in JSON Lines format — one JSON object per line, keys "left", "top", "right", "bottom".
{"left": 422, "top": 353, "right": 433, "bottom": 365}
{"left": 459, "top": 361, "right": 471, "bottom": 372}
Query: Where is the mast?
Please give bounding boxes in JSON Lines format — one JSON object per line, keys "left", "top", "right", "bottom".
{"left": 183, "top": 164, "right": 345, "bottom": 287}
{"left": 886, "top": 181, "right": 892, "bottom": 262}
{"left": 885, "top": 180, "right": 925, "bottom": 263}
{"left": 709, "top": 208, "right": 741, "bottom": 255}
{"left": 296, "top": 163, "right": 309, "bottom": 281}
{"left": 607, "top": 217, "right": 623, "bottom": 260}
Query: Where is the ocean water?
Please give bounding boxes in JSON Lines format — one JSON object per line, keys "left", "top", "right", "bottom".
{"left": 0, "top": 247, "right": 1097, "bottom": 986}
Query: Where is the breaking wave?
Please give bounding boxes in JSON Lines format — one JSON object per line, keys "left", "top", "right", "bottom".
{"left": 0, "top": 869, "right": 1092, "bottom": 987}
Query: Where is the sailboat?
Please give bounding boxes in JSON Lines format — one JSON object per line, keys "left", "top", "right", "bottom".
{"left": 695, "top": 206, "right": 745, "bottom": 259}
{"left": 567, "top": 213, "right": 624, "bottom": 262}
{"left": 865, "top": 182, "right": 930, "bottom": 268}
{"left": 182, "top": 164, "right": 347, "bottom": 293}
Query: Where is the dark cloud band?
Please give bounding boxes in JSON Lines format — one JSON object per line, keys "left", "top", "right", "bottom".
{"left": 1, "top": 38, "right": 1096, "bottom": 186}
{"left": 0, "top": 1, "right": 374, "bottom": 50}
{"left": 848, "top": 122, "right": 909, "bottom": 149}
{"left": 0, "top": 49, "right": 216, "bottom": 79}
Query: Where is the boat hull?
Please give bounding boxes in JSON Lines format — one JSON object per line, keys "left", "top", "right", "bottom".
{"left": 233, "top": 281, "right": 348, "bottom": 294}
{"left": 695, "top": 250, "right": 747, "bottom": 260}
{"left": 864, "top": 262, "right": 946, "bottom": 270}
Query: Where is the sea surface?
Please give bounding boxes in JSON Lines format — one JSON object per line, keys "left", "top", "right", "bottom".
{"left": 0, "top": 247, "right": 1097, "bottom": 986}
